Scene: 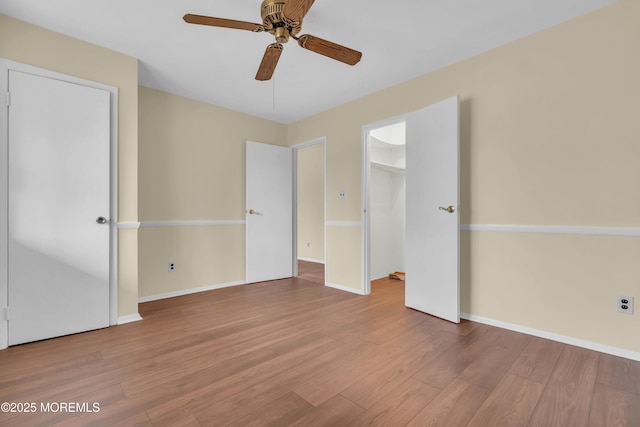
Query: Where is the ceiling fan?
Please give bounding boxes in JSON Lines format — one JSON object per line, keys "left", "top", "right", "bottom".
{"left": 183, "top": 0, "right": 362, "bottom": 81}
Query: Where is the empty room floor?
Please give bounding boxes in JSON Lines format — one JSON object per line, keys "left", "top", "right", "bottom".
{"left": 0, "top": 275, "right": 638, "bottom": 426}
{"left": 297, "top": 260, "right": 325, "bottom": 285}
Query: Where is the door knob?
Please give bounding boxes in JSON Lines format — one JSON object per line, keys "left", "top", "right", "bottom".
{"left": 438, "top": 206, "right": 455, "bottom": 213}
{"left": 96, "top": 216, "right": 109, "bottom": 224}
{"left": 248, "top": 209, "right": 256, "bottom": 215}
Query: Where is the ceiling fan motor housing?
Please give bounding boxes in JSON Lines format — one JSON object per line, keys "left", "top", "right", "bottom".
{"left": 261, "top": 0, "right": 300, "bottom": 43}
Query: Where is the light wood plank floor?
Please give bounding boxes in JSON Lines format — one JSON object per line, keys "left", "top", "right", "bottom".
{"left": 297, "top": 260, "right": 325, "bottom": 285}
{"left": 0, "top": 266, "right": 638, "bottom": 426}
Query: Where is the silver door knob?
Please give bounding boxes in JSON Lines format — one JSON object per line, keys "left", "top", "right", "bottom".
{"left": 96, "top": 216, "right": 109, "bottom": 224}
{"left": 438, "top": 206, "right": 455, "bottom": 213}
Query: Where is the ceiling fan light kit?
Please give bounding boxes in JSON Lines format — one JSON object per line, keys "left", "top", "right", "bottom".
{"left": 183, "top": 0, "right": 362, "bottom": 81}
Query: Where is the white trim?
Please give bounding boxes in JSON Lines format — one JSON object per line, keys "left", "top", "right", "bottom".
{"left": 107, "top": 83, "right": 119, "bottom": 327}
{"left": 325, "top": 282, "right": 366, "bottom": 295}
{"left": 293, "top": 145, "right": 298, "bottom": 277}
{"left": 297, "top": 257, "right": 325, "bottom": 264}
{"left": 371, "top": 273, "right": 390, "bottom": 281}
{"left": 117, "top": 313, "right": 143, "bottom": 325}
{"left": 461, "top": 224, "right": 640, "bottom": 237}
{"left": 461, "top": 313, "right": 640, "bottom": 362}
{"left": 327, "top": 221, "right": 362, "bottom": 227}
{"left": 117, "top": 222, "right": 141, "bottom": 230}
{"left": 291, "top": 137, "right": 326, "bottom": 150}
{"left": 0, "top": 63, "right": 9, "bottom": 349}
{"left": 140, "top": 220, "right": 245, "bottom": 228}
{"left": 138, "top": 280, "right": 246, "bottom": 303}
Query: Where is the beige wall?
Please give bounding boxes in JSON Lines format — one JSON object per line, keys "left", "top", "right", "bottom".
{"left": 288, "top": 0, "right": 640, "bottom": 352}
{"left": 0, "top": 14, "right": 139, "bottom": 317}
{"left": 138, "top": 87, "right": 287, "bottom": 298}
{"left": 297, "top": 143, "right": 325, "bottom": 263}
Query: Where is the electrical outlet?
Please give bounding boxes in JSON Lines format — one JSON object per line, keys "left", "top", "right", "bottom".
{"left": 617, "top": 295, "right": 633, "bottom": 314}
{"left": 168, "top": 262, "right": 176, "bottom": 272}
{"left": 306, "top": 242, "right": 310, "bottom": 247}
{"left": 339, "top": 190, "right": 346, "bottom": 200}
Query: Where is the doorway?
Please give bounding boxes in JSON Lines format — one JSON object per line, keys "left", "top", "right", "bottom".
{"left": 368, "top": 121, "right": 407, "bottom": 284}
{"left": 0, "top": 59, "right": 118, "bottom": 348}
{"left": 294, "top": 139, "right": 326, "bottom": 285}
{"left": 362, "top": 97, "right": 461, "bottom": 323}
{"left": 363, "top": 116, "right": 408, "bottom": 295}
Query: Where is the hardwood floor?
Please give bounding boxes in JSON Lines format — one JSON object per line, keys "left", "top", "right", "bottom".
{"left": 297, "top": 260, "right": 325, "bottom": 285}
{"left": 0, "top": 269, "right": 638, "bottom": 426}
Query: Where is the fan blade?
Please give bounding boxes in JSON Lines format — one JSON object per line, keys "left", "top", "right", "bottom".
{"left": 256, "top": 43, "right": 283, "bottom": 81}
{"left": 297, "top": 34, "right": 362, "bottom": 65}
{"left": 283, "top": 0, "right": 316, "bottom": 24}
{"left": 183, "top": 14, "right": 263, "bottom": 32}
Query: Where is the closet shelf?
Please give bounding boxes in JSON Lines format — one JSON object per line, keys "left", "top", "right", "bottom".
{"left": 371, "top": 161, "right": 405, "bottom": 172}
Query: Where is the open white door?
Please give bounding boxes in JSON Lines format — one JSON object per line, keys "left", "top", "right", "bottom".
{"left": 246, "top": 141, "right": 293, "bottom": 283}
{"left": 7, "top": 70, "right": 111, "bottom": 345}
{"left": 405, "top": 96, "right": 460, "bottom": 323}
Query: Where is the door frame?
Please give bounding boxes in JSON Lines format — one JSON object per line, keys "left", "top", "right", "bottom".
{"left": 0, "top": 58, "right": 119, "bottom": 349}
{"left": 361, "top": 115, "right": 408, "bottom": 295}
{"left": 292, "top": 137, "right": 327, "bottom": 282}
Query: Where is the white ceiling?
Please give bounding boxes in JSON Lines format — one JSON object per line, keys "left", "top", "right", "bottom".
{"left": 0, "top": 0, "right": 616, "bottom": 124}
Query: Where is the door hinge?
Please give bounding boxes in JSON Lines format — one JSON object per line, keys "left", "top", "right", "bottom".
{"left": 6, "top": 92, "right": 10, "bottom": 107}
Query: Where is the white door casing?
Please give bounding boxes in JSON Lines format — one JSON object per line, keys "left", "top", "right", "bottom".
{"left": 405, "top": 96, "right": 460, "bottom": 323}
{"left": 3, "top": 67, "right": 114, "bottom": 346}
{"left": 246, "top": 141, "right": 293, "bottom": 283}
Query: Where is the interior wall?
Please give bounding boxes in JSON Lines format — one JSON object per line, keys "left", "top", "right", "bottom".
{"left": 287, "top": 0, "right": 640, "bottom": 353}
{"left": 370, "top": 166, "right": 405, "bottom": 279}
{"left": 389, "top": 173, "right": 405, "bottom": 273}
{"left": 297, "top": 143, "right": 325, "bottom": 263}
{"left": 138, "top": 86, "right": 287, "bottom": 299}
{"left": 0, "top": 14, "right": 139, "bottom": 318}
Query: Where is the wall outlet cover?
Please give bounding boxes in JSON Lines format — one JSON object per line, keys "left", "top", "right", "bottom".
{"left": 617, "top": 295, "right": 634, "bottom": 314}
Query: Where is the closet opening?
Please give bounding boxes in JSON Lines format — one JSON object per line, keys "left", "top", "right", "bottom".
{"left": 363, "top": 119, "right": 406, "bottom": 294}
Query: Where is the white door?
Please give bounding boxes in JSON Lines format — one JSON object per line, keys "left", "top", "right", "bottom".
{"left": 7, "top": 70, "right": 111, "bottom": 345}
{"left": 405, "top": 96, "right": 460, "bottom": 323}
{"left": 246, "top": 141, "right": 293, "bottom": 283}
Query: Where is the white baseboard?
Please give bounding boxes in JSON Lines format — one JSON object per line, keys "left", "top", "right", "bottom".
{"left": 325, "top": 282, "right": 366, "bottom": 295}
{"left": 461, "top": 312, "right": 640, "bottom": 362}
{"left": 138, "top": 280, "right": 246, "bottom": 303}
{"left": 117, "top": 313, "right": 143, "bottom": 325}
{"left": 297, "top": 257, "right": 325, "bottom": 264}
